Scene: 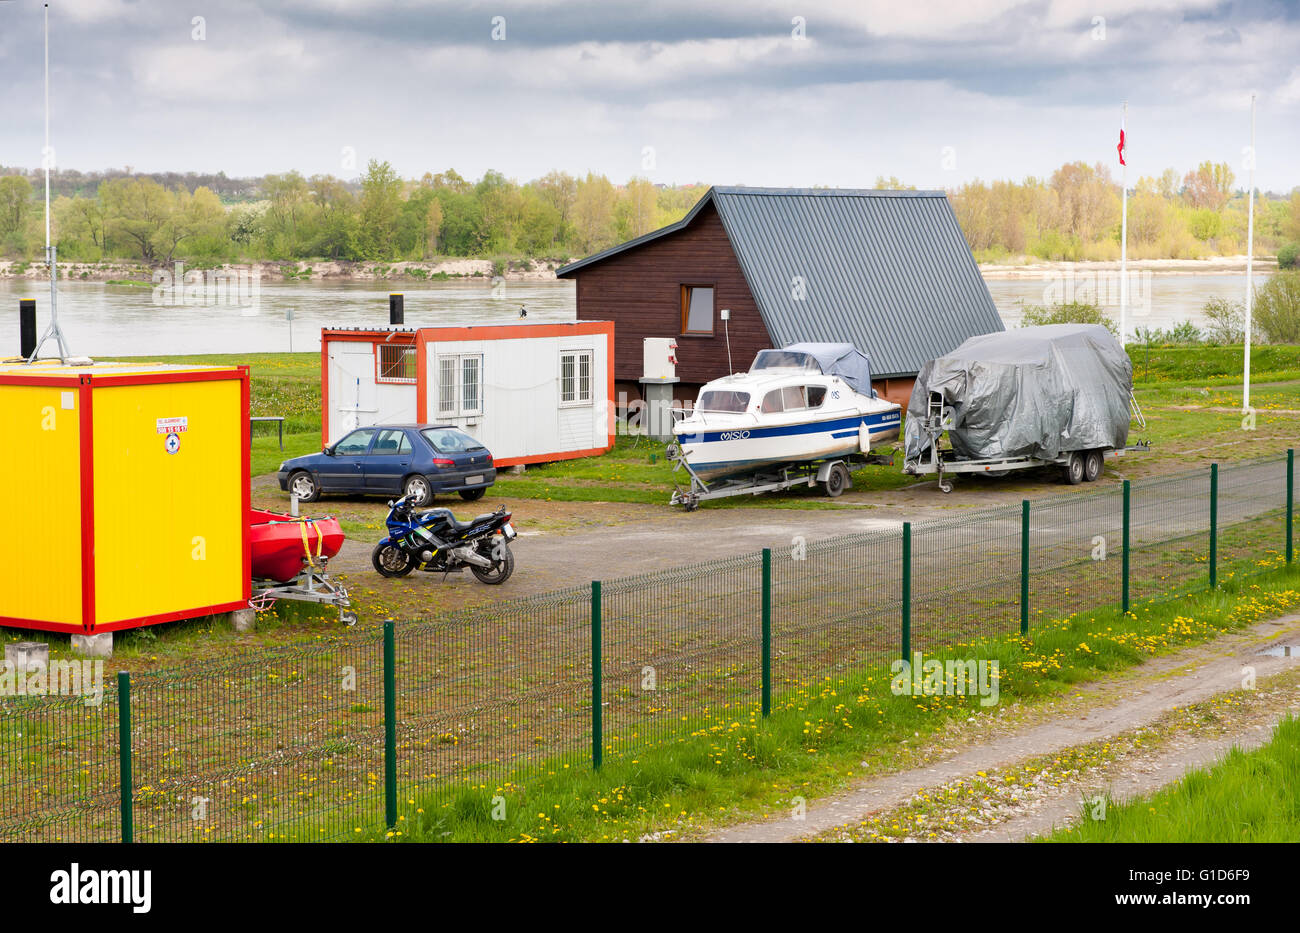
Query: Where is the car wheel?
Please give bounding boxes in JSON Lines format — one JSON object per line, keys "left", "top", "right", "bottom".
{"left": 1064, "top": 452, "right": 1086, "bottom": 485}
{"left": 289, "top": 470, "right": 320, "bottom": 502}
{"left": 403, "top": 475, "right": 433, "bottom": 507}
{"left": 1084, "top": 449, "right": 1104, "bottom": 482}
{"left": 459, "top": 487, "right": 486, "bottom": 502}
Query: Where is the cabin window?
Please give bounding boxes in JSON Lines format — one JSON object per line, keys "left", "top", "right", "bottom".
{"left": 680, "top": 285, "right": 714, "bottom": 334}
{"left": 376, "top": 343, "right": 416, "bottom": 383}
{"left": 697, "top": 390, "right": 750, "bottom": 413}
{"left": 807, "top": 385, "right": 827, "bottom": 407}
{"left": 436, "top": 353, "right": 484, "bottom": 417}
{"left": 560, "top": 349, "right": 593, "bottom": 406}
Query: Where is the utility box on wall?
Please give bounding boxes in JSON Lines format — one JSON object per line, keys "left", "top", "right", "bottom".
{"left": 0, "top": 362, "right": 251, "bottom": 634}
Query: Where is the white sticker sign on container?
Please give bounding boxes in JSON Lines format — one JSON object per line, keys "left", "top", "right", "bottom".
{"left": 156, "top": 416, "right": 189, "bottom": 435}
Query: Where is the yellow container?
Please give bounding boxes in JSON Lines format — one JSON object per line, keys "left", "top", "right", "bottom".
{"left": 0, "top": 361, "right": 250, "bottom": 634}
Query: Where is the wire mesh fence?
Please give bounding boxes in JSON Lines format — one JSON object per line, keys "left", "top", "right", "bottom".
{"left": 0, "top": 452, "right": 1294, "bottom": 842}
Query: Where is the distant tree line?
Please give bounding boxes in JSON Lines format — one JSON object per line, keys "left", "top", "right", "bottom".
{"left": 0, "top": 159, "right": 1297, "bottom": 267}
{"left": 0, "top": 161, "right": 707, "bottom": 266}
{"left": 949, "top": 160, "right": 1300, "bottom": 263}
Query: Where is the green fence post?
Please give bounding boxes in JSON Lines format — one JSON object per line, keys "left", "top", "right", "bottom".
{"left": 117, "top": 671, "right": 132, "bottom": 844}
{"left": 1020, "top": 500, "right": 1030, "bottom": 635}
{"left": 383, "top": 620, "right": 397, "bottom": 829}
{"left": 1287, "top": 449, "right": 1294, "bottom": 565}
{"left": 901, "top": 522, "right": 911, "bottom": 661}
{"left": 1122, "top": 480, "right": 1131, "bottom": 614}
{"left": 591, "top": 580, "right": 602, "bottom": 770}
{"left": 761, "top": 548, "right": 771, "bottom": 718}
{"left": 1209, "top": 463, "right": 1218, "bottom": 589}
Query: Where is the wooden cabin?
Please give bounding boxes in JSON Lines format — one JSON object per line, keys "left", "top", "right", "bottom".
{"left": 556, "top": 186, "right": 1003, "bottom": 408}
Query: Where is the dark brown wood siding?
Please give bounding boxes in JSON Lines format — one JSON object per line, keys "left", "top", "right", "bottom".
{"left": 571, "top": 201, "right": 771, "bottom": 389}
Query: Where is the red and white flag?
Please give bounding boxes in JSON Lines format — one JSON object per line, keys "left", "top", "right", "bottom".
{"left": 1117, "top": 128, "right": 1126, "bottom": 166}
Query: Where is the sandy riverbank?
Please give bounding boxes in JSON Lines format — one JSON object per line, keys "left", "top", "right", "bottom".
{"left": 0, "top": 255, "right": 1280, "bottom": 284}
{"left": 0, "top": 257, "right": 565, "bottom": 283}
{"left": 979, "top": 255, "right": 1278, "bottom": 279}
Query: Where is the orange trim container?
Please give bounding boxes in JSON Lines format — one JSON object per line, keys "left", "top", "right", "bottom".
{"left": 321, "top": 321, "right": 616, "bottom": 467}
{"left": 0, "top": 361, "right": 251, "bottom": 634}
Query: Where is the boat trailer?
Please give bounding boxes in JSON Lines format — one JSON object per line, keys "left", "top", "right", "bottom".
{"left": 666, "top": 443, "right": 892, "bottom": 510}
{"left": 903, "top": 390, "right": 1151, "bottom": 493}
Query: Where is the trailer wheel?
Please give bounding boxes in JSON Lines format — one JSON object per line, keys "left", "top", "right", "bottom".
{"left": 1083, "top": 449, "right": 1104, "bottom": 482}
{"left": 1064, "top": 452, "right": 1086, "bottom": 485}
{"left": 939, "top": 480, "right": 953, "bottom": 494}
{"left": 822, "top": 462, "right": 849, "bottom": 497}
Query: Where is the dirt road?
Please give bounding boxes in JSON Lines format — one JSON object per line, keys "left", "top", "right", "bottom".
{"left": 705, "top": 612, "right": 1300, "bottom": 843}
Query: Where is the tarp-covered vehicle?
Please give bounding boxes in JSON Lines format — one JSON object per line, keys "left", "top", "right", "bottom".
{"left": 903, "top": 324, "right": 1147, "bottom": 492}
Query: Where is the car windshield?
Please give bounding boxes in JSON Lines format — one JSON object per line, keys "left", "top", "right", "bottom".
{"left": 750, "top": 349, "right": 823, "bottom": 374}
{"left": 696, "top": 389, "right": 750, "bottom": 413}
{"left": 421, "top": 427, "right": 486, "bottom": 453}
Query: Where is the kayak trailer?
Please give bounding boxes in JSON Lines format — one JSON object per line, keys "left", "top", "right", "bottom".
{"left": 247, "top": 507, "right": 357, "bottom": 624}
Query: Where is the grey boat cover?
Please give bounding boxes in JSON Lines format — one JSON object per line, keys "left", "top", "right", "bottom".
{"left": 903, "top": 324, "right": 1132, "bottom": 461}
{"left": 777, "top": 343, "right": 876, "bottom": 397}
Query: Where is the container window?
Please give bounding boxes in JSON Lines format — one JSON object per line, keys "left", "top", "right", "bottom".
{"left": 560, "top": 350, "right": 593, "bottom": 406}
{"left": 377, "top": 344, "right": 416, "bottom": 383}
{"left": 436, "top": 354, "right": 484, "bottom": 417}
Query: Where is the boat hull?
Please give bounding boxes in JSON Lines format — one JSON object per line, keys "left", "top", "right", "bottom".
{"left": 250, "top": 509, "right": 346, "bottom": 583}
{"left": 675, "top": 408, "right": 901, "bottom": 482}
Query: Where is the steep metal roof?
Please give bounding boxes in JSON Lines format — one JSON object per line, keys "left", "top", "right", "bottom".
{"left": 557, "top": 186, "right": 1004, "bottom": 378}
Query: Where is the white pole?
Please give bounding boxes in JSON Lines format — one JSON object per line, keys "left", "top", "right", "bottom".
{"left": 1120, "top": 101, "right": 1128, "bottom": 347}
{"left": 1244, "top": 94, "right": 1256, "bottom": 413}
{"left": 43, "top": 2, "right": 50, "bottom": 255}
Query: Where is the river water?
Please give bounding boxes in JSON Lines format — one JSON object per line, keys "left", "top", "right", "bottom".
{"left": 0, "top": 272, "right": 1267, "bottom": 357}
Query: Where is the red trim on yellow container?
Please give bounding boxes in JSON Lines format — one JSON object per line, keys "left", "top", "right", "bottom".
{"left": 0, "top": 615, "right": 85, "bottom": 634}
{"left": 78, "top": 377, "right": 96, "bottom": 632}
{"left": 94, "top": 599, "right": 252, "bottom": 633}
{"left": 239, "top": 365, "right": 252, "bottom": 601}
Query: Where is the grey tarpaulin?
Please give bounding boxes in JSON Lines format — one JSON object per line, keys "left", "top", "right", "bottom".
{"left": 904, "top": 324, "right": 1132, "bottom": 461}
{"left": 775, "top": 343, "right": 877, "bottom": 397}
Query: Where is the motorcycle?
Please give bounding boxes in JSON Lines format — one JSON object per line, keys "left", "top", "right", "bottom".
{"left": 371, "top": 493, "right": 517, "bottom": 584}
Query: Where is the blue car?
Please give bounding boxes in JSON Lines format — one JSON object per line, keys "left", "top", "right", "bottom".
{"left": 278, "top": 424, "right": 497, "bottom": 507}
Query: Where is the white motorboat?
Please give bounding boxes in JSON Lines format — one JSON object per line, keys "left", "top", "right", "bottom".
{"left": 669, "top": 343, "right": 902, "bottom": 485}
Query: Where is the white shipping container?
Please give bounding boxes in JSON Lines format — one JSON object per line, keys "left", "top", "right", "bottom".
{"left": 321, "top": 321, "right": 614, "bottom": 466}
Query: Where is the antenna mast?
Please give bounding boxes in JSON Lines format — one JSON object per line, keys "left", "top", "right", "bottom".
{"left": 27, "top": 2, "right": 74, "bottom": 363}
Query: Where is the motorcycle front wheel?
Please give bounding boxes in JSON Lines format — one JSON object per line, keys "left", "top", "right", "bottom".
{"left": 372, "top": 541, "right": 414, "bottom": 578}
{"left": 471, "top": 541, "right": 515, "bottom": 585}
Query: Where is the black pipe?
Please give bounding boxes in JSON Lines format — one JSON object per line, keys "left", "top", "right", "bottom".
{"left": 389, "top": 293, "right": 404, "bottom": 325}
{"left": 19, "top": 300, "right": 36, "bottom": 358}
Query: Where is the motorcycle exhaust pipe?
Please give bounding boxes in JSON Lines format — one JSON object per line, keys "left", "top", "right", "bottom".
{"left": 451, "top": 546, "right": 494, "bottom": 568}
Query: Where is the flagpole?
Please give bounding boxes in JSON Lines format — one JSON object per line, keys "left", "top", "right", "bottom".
{"left": 1120, "top": 101, "right": 1128, "bottom": 348}
{"left": 1244, "top": 93, "right": 1256, "bottom": 414}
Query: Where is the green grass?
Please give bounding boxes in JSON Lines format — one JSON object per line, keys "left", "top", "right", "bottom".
{"left": 360, "top": 562, "right": 1300, "bottom": 843}
{"left": 1044, "top": 715, "right": 1300, "bottom": 842}
{"left": 1128, "top": 343, "right": 1300, "bottom": 386}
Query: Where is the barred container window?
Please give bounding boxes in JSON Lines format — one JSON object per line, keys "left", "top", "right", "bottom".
{"left": 438, "top": 357, "right": 457, "bottom": 415}
{"left": 377, "top": 344, "right": 416, "bottom": 383}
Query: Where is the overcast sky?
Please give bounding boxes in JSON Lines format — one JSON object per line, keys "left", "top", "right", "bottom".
{"left": 1, "top": 0, "right": 1298, "bottom": 192}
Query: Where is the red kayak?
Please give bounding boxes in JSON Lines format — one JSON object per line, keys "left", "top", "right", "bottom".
{"left": 249, "top": 509, "right": 346, "bottom": 583}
